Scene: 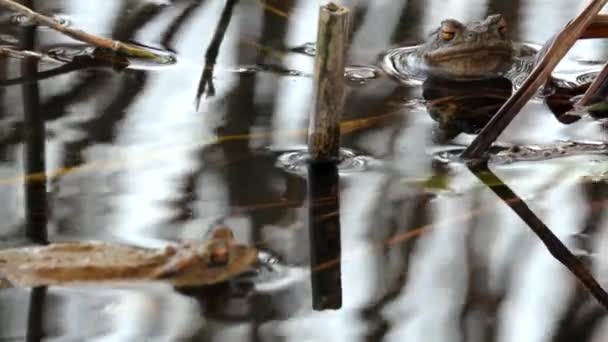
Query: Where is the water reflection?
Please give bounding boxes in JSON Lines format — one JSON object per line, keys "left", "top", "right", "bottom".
{"left": 307, "top": 160, "right": 342, "bottom": 310}
{"left": 3, "top": 0, "right": 608, "bottom": 341}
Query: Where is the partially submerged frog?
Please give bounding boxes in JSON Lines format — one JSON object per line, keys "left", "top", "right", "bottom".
{"left": 0, "top": 227, "right": 257, "bottom": 288}
{"left": 383, "top": 14, "right": 540, "bottom": 83}
{"left": 417, "top": 14, "right": 514, "bottom": 80}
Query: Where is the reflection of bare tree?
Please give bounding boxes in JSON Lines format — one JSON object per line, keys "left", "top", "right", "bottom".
{"left": 390, "top": 0, "right": 426, "bottom": 44}
{"left": 160, "top": 0, "right": 206, "bottom": 52}
{"left": 468, "top": 161, "right": 608, "bottom": 309}
{"left": 361, "top": 162, "right": 441, "bottom": 342}
{"left": 487, "top": 0, "right": 521, "bottom": 38}
{"left": 459, "top": 188, "right": 506, "bottom": 342}
{"left": 53, "top": 2, "right": 164, "bottom": 235}
{"left": 552, "top": 178, "right": 608, "bottom": 342}
{"left": 167, "top": 1, "right": 305, "bottom": 338}
{"left": 195, "top": 0, "right": 238, "bottom": 105}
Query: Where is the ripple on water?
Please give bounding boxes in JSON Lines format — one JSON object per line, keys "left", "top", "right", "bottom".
{"left": 576, "top": 71, "right": 600, "bottom": 85}
{"left": 344, "top": 65, "right": 380, "bottom": 85}
{"left": 275, "top": 147, "right": 382, "bottom": 176}
{"left": 379, "top": 45, "right": 425, "bottom": 86}
{"left": 288, "top": 42, "right": 316, "bottom": 57}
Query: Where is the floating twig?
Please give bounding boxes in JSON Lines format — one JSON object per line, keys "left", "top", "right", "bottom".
{"left": 308, "top": 3, "right": 350, "bottom": 161}
{"left": 468, "top": 161, "right": 608, "bottom": 310}
{"left": 462, "top": 0, "right": 608, "bottom": 159}
{"left": 0, "top": 45, "right": 60, "bottom": 64}
{"left": 0, "top": 0, "right": 169, "bottom": 61}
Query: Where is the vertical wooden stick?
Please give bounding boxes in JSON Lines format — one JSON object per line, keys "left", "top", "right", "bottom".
{"left": 308, "top": 3, "right": 349, "bottom": 161}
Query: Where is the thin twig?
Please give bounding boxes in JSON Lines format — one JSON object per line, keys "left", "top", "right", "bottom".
{"left": 0, "top": 45, "right": 60, "bottom": 64}
{"left": 0, "top": 0, "right": 170, "bottom": 61}
{"left": 574, "top": 61, "right": 608, "bottom": 108}
{"left": 462, "top": 0, "right": 608, "bottom": 159}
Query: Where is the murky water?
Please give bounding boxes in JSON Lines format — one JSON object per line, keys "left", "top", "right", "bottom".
{"left": 1, "top": 0, "right": 608, "bottom": 341}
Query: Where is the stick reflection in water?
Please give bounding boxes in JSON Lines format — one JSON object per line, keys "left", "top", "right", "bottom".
{"left": 308, "top": 160, "right": 342, "bottom": 310}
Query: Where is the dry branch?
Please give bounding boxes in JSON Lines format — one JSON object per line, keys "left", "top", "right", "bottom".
{"left": 0, "top": 0, "right": 171, "bottom": 62}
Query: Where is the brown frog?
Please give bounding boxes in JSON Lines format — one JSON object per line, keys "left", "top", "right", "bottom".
{"left": 0, "top": 227, "right": 257, "bottom": 288}
{"left": 417, "top": 14, "right": 514, "bottom": 80}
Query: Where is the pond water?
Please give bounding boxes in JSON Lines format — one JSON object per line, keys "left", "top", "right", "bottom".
{"left": 1, "top": 0, "right": 608, "bottom": 341}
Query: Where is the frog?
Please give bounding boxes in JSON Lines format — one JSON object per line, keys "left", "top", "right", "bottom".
{"left": 381, "top": 13, "right": 548, "bottom": 85}
{"left": 0, "top": 227, "right": 257, "bottom": 288}
{"left": 416, "top": 14, "right": 515, "bottom": 80}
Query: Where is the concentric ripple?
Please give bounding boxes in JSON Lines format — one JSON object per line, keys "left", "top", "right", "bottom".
{"left": 276, "top": 147, "right": 381, "bottom": 176}
{"left": 379, "top": 45, "right": 425, "bottom": 86}
{"left": 344, "top": 65, "right": 380, "bottom": 84}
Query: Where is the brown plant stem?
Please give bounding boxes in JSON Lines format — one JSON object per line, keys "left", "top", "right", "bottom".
{"left": 575, "top": 61, "right": 608, "bottom": 108}
{"left": 0, "top": 0, "right": 168, "bottom": 61}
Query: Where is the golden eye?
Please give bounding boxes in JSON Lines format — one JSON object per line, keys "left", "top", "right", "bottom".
{"left": 497, "top": 17, "right": 508, "bottom": 36}
{"left": 441, "top": 30, "right": 455, "bottom": 41}
{"left": 439, "top": 20, "right": 459, "bottom": 41}
{"left": 206, "top": 243, "right": 229, "bottom": 266}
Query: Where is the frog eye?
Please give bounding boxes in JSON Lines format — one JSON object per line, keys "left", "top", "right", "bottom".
{"left": 206, "top": 243, "right": 229, "bottom": 267}
{"left": 439, "top": 21, "right": 459, "bottom": 41}
{"left": 497, "top": 18, "right": 508, "bottom": 36}
{"left": 441, "top": 29, "right": 455, "bottom": 41}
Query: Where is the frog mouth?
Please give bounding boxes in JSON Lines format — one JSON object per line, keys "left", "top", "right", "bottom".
{"left": 424, "top": 42, "right": 513, "bottom": 62}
